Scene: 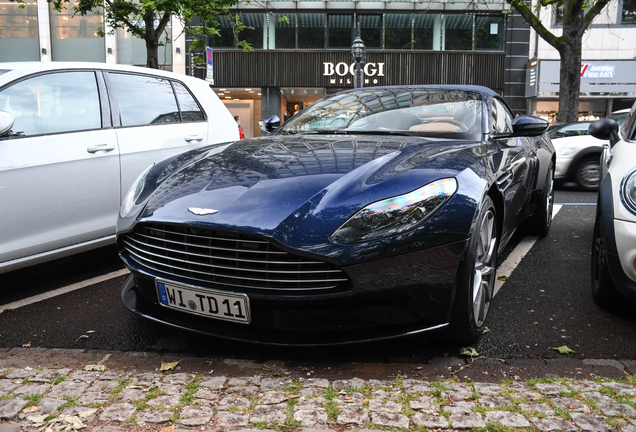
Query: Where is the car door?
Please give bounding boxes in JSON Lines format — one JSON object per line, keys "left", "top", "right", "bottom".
{"left": 0, "top": 70, "right": 119, "bottom": 267}
{"left": 490, "top": 98, "right": 537, "bottom": 237}
{"left": 103, "top": 72, "right": 209, "bottom": 198}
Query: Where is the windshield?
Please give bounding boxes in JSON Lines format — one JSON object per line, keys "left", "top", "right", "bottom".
{"left": 278, "top": 88, "right": 483, "bottom": 140}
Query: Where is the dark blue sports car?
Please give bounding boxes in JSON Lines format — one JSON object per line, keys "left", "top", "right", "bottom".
{"left": 116, "top": 85, "right": 555, "bottom": 345}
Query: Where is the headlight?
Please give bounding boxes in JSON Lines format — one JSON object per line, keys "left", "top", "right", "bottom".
{"left": 621, "top": 169, "right": 636, "bottom": 215}
{"left": 330, "top": 178, "right": 458, "bottom": 244}
{"left": 120, "top": 164, "right": 154, "bottom": 218}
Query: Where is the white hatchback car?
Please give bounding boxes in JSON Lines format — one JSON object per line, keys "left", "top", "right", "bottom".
{"left": 589, "top": 101, "right": 636, "bottom": 307}
{"left": 0, "top": 62, "right": 239, "bottom": 274}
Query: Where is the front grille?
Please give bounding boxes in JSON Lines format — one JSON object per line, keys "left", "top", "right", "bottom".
{"left": 122, "top": 224, "right": 348, "bottom": 292}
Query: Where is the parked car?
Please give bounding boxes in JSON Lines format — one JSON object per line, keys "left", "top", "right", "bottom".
{"left": 589, "top": 101, "right": 636, "bottom": 307}
{"left": 116, "top": 85, "right": 554, "bottom": 345}
{"left": 0, "top": 62, "right": 239, "bottom": 274}
{"left": 550, "top": 110, "right": 631, "bottom": 191}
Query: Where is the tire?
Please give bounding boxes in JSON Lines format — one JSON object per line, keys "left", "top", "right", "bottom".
{"left": 575, "top": 155, "right": 601, "bottom": 191}
{"left": 445, "top": 196, "right": 499, "bottom": 343}
{"left": 591, "top": 207, "right": 620, "bottom": 307}
{"left": 526, "top": 162, "right": 554, "bottom": 237}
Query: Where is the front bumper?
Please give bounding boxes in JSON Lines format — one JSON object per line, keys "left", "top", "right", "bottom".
{"left": 120, "top": 239, "right": 468, "bottom": 346}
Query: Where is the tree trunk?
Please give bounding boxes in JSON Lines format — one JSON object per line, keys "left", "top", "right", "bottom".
{"left": 557, "top": 3, "right": 585, "bottom": 123}
{"left": 144, "top": 9, "right": 160, "bottom": 69}
{"left": 146, "top": 40, "right": 160, "bottom": 69}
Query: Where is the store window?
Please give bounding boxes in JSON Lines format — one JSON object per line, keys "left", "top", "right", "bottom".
{"left": 444, "top": 14, "right": 473, "bottom": 51}
{"left": 475, "top": 15, "right": 503, "bottom": 50}
{"left": 273, "top": 13, "right": 296, "bottom": 49}
{"left": 328, "top": 14, "right": 353, "bottom": 48}
{"left": 385, "top": 14, "right": 412, "bottom": 49}
{"left": 0, "top": 0, "right": 39, "bottom": 61}
{"left": 50, "top": 0, "right": 105, "bottom": 62}
{"left": 117, "top": 25, "right": 172, "bottom": 67}
{"left": 413, "top": 14, "right": 436, "bottom": 50}
{"left": 298, "top": 13, "right": 325, "bottom": 48}
{"left": 622, "top": 0, "right": 636, "bottom": 23}
{"left": 239, "top": 13, "right": 265, "bottom": 49}
{"left": 208, "top": 15, "right": 236, "bottom": 48}
{"left": 357, "top": 14, "right": 382, "bottom": 49}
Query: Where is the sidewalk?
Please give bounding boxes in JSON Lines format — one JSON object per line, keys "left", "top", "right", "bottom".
{"left": 0, "top": 347, "right": 635, "bottom": 432}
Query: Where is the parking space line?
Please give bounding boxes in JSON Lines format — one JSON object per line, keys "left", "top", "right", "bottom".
{"left": 0, "top": 269, "right": 129, "bottom": 313}
{"left": 493, "top": 204, "right": 563, "bottom": 297}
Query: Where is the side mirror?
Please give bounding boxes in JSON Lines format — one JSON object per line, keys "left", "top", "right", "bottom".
{"left": 512, "top": 115, "right": 549, "bottom": 137}
{"left": 0, "top": 111, "right": 15, "bottom": 136}
{"left": 589, "top": 118, "right": 620, "bottom": 148}
{"left": 259, "top": 115, "right": 281, "bottom": 134}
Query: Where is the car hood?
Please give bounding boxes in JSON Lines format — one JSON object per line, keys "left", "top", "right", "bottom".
{"left": 136, "top": 134, "right": 490, "bottom": 249}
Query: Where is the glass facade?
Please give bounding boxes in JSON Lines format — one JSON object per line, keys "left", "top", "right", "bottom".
{"left": 116, "top": 25, "right": 173, "bottom": 67}
{"left": 623, "top": 0, "right": 636, "bottom": 23}
{"left": 0, "top": 0, "right": 39, "bottom": 61}
{"left": 50, "top": 0, "right": 105, "bottom": 62}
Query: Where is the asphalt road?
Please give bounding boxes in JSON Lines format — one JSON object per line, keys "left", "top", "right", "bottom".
{"left": 1, "top": 188, "right": 634, "bottom": 363}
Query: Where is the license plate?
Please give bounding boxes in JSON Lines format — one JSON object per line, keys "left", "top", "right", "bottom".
{"left": 156, "top": 279, "right": 250, "bottom": 324}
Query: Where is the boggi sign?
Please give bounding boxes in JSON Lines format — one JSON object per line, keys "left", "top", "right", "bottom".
{"left": 323, "top": 62, "right": 385, "bottom": 85}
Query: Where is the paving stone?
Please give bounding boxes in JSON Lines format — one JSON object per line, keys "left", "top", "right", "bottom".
{"left": 0, "top": 380, "right": 19, "bottom": 393}
{"left": 32, "top": 398, "right": 65, "bottom": 417}
{"left": 0, "top": 400, "right": 28, "bottom": 420}
{"left": 77, "top": 391, "right": 111, "bottom": 405}
{"left": 445, "top": 401, "right": 475, "bottom": 414}
{"left": 216, "top": 412, "right": 250, "bottom": 428}
{"left": 449, "top": 412, "right": 486, "bottom": 429}
{"left": 226, "top": 385, "right": 259, "bottom": 396}
{"left": 412, "top": 412, "right": 449, "bottom": 428}
{"left": 49, "top": 380, "right": 90, "bottom": 398}
{"left": 99, "top": 372, "right": 132, "bottom": 381}
{"left": 337, "top": 406, "right": 369, "bottom": 425}
{"left": 597, "top": 401, "right": 636, "bottom": 417}
{"left": 571, "top": 413, "right": 611, "bottom": 432}
{"left": 294, "top": 409, "right": 329, "bottom": 427}
{"left": 88, "top": 380, "right": 119, "bottom": 392}
{"left": 260, "top": 391, "right": 289, "bottom": 405}
{"left": 59, "top": 406, "right": 99, "bottom": 423}
{"left": 535, "top": 382, "right": 570, "bottom": 396}
{"left": 519, "top": 403, "right": 555, "bottom": 416}
{"left": 158, "top": 383, "right": 185, "bottom": 396}
{"left": 474, "top": 383, "right": 502, "bottom": 395}
{"left": 199, "top": 376, "right": 227, "bottom": 389}
{"left": 147, "top": 395, "right": 180, "bottom": 408}
{"left": 509, "top": 382, "right": 532, "bottom": 392}
{"left": 299, "top": 378, "right": 329, "bottom": 388}
{"left": 193, "top": 388, "right": 220, "bottom": 402}
{"left": 130, "top": 373, "right": 163, "bottom": 387}
{"left": 403, "top": 379, "right": 435, "bottom": 393}
{"left": 29, "top": 369, "right": 71, "bottom": 383}
{"left": 332, "top": 379, "right": 366, "bottom": 390}
{"left": 442, "top": 390, "right": 472, "bottom": 401}
{"left": 70, "top": 371, "right": 99, "bottom": 382}
{"left": 569, "top": 380, "right": 602, "bottom": 391}
{"left": 336, "top": 392, "right": 365, "bottom": 405}
{"left": 372, "top": 389, "right": 400, "bottom": 399}
{"left": 409, "top": 395, "right": 437, "bottom": 412}
{"left": 6, "top": 369, "right": 36, "bottom": 379}
{"left": 485, "top": 411, "right": 531, "bottom": 427}
{"left": 84, "top": 427, "right": 126, "bottom": 432}
{"left": 581, "top": 391, "right": 614, "bottom": 403}
{"left": 136, "top": 410, "right": 172, "bottom": 424}
{"left": 368, "top": 399, "right": 402, "bottom": 413}
{"left": 531, "top": 416, "right": 579, "bottom": 431}
{"left": 368, "top": 379, "right": 393, "bottom": 390}
{"left": 371, "top": 412, "right": 409, "bottom": 428}
{"left": 177, "top": 406, "right": 213, "bottom": 426}
{"left": 299, "top": 387, "right": 324, "bottom": 397}
{"left": 11, "top": 384, "right": 51, "bottom": 397}
{"left": 479, "top": 396, "right": 511, "bottom": 407}
{"left": 218, "top": 396, "right": 251, "bottom": 411}
{"left": 162, "top": 373, "right": 193, "bottom": 385}
{"left": 553, "top": 397, "right": 588, "bottom": 412}
{"left": 622, "top": 420, "right": 636, "bottom": 432}
{"left": 0, "top": 424, "right": 22, "bottom": 432}
{"left": 295, "top": 397, "right": 326, "bottom": 410}
{"left": 98, "top": 403, "right": 136, "bottom": 422}
{"left": 250, "top": 404, "right": 287, "bottom": 425}
{"left": 602, "top": 382, "right": 636, "bottom": 396}
{"left": 260, "top": 378, "right": 291, "bottom": 390}
{"left": 119, "top": 388, "right": 145, "bottom": 402}
{"left": 515, "top": 390, "right": 544, "bottom": 400}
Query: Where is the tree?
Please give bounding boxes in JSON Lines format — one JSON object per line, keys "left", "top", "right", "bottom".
{"left": 44, "top": 0, "right": 241, "bottom": 69}
{"left": 507, "top": 0, "right": 611, "bottom": 123}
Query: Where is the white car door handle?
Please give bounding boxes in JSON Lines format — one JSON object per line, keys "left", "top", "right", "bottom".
{"left": 87, "top": 144, "right": 116, "bottom": 154}
{"left": 185, "top": 135, "right": 204, "bottom": 142}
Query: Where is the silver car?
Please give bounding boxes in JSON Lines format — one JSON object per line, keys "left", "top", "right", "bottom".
{"left": 0, "top": 62, "right": 238, "bottom": 274}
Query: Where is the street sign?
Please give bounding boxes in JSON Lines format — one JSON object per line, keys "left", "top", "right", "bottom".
{"left": 206, "top": 47, "right": 214, "bottom": 84}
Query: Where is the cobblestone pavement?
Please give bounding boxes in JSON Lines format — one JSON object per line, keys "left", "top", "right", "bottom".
{"left": 1, "top": 349, "right": 636, "bottom": 432}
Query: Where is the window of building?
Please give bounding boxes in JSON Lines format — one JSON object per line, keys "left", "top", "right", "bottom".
{"left": 328, "top": 14, "right": 353, "bottom": 48}
{"left": 385, "top": 14, "right": 412, "bottom": 49}
{"left": 475, "top": 15, "right": 503, "bottom": 50}
{"left": 117, "top": 24, "right": 172, "bottom": 67}
{"left": 108, "top": 73, "right": 180, "bottom": 127}
{"left": 239, "top": 13, "right": 265, "bottom": 49}
{"left": 444, "top": 14, "right": 473, "bottom": 50}
{"left": 298, "top": 13, "right": 325, "bottom": 48}
{"left": 413, "top": 14, "right": 436, "bottom": 50}
{"left": 357, "top": 14, "right": 382, "bottom": 49}
{"left": 208, "top": 14, "right": 236, "bottom": 48}
{"left": 622, "top": 0, "right": 636, "bottom": 22}
{"left": 0, "top": 0, "right": 39, "bottom": 61}
{"left": 273, "top": 13, "right": 296, "bottom": 49}
{"left": 0, "top": 72, "right": 101, "bottom": 137}
{"left": 49, "top": 0, "right": 105, "bottom": 62}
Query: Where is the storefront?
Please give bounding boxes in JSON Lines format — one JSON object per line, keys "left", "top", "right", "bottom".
{"left": 525, "top": 59, "right": 636, "bottom": 123}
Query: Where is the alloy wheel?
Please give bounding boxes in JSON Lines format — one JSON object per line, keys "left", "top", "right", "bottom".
{"left": 472, "top": 209, "right": 497, "bottom": 327}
